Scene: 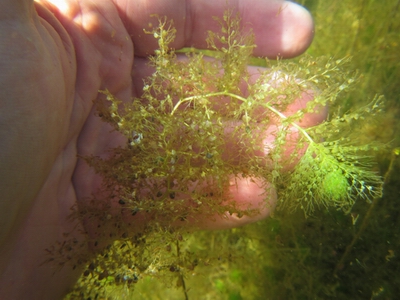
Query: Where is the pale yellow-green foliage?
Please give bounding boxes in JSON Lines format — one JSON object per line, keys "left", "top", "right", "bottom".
{"left": 95, "top": 13, "right": 383, "bottom": 217}
{"left": 65, "top": 8, "right": 387, "bottom": 299}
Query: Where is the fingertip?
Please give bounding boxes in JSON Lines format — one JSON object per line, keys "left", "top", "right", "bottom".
{"left": 199, "top": 177, "right": 276, "bottom": 230}
{"left": 279, "top": 1, "right": 314, "bottom": 58}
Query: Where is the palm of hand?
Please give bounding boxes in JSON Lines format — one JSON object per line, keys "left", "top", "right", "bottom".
{"left": 0, "top": 2, "right": 136, "bottom": 297}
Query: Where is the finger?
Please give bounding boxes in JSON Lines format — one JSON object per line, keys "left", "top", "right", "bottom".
{"left": 191, "top": 176, "right": 276, "bottom": 230}
{"left": 84, "top": 176, "right": 275, "bottom": 244}
{"left": 115, "top": 0, "right": 313, "bottom": 58}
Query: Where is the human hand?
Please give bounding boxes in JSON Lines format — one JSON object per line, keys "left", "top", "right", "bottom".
{"left": 0, "top": 0, "right": 315, "bottom": 298}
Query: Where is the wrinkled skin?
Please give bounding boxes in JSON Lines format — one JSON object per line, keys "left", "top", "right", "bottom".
{"left": 0, "top": 0, "right": 316, "bottom": 298}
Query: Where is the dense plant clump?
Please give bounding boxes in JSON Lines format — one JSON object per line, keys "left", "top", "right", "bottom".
{"left": 91, "top": 11, "right": 383, "bottom": 217}
{"left": 63, "top": 10, "right": 385, "bottom": 298}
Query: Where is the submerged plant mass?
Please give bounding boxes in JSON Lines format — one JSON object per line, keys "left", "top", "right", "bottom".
{"left": 64, "top": 9, "right": 388, "bottom": 299}
{"left": 90, "top": 11, "right": 383, "bottom": 220}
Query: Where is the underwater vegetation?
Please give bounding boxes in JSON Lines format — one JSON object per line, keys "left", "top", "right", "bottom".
{"left": 87, "top": 11, "right": 383, "bottom": 218}
{"left": 60, "top": 1, "right": 400, "bottom": 299}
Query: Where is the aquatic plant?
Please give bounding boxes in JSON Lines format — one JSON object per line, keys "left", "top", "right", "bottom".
{"left": 89, "top": 10, "right": 383, "bottom": 218}
{"left": 64, "top": 9, "right": 386, "bottom": 298}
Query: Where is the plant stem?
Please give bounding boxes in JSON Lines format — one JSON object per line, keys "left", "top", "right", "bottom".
{"left": 171, "top": 91, "right": 315, "bottom": 144}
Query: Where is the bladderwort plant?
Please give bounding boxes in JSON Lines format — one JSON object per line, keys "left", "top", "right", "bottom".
{"left": 90, "top": 10, "right": 383, "bottom": 218}
{"left": 64, "top": 10, "right": 385, "bottom": 298}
